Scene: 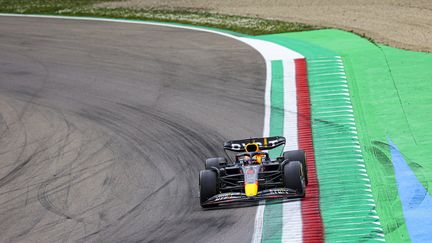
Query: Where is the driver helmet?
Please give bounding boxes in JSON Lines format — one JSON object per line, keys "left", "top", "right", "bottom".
{"left": 244, "top": 154, "right": 261, "bottom": 165}
{"left": 251, "top": 154, "right": 262, "bottom": 164}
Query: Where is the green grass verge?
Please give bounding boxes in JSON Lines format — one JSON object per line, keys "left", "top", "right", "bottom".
{"left": 268, "top": 29, "right": 432, "bottom": 242}
{"left": 0, "top": 0, "right": 319, "bottom": 35}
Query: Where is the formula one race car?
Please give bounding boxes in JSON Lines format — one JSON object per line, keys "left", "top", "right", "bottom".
{"left": 199, "top": 136, "right": 308, "bottom": 208}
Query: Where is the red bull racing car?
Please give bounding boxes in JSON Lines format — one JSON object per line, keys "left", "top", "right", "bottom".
{"left": 199, "top": 136, "right": 308, "bottom": 208}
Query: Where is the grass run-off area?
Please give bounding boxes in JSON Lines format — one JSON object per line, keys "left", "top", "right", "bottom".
{"left": 0, "top": 0, "right": 319, "bottom": 35}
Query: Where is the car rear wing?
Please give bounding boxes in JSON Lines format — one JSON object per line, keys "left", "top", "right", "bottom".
{"left": 223, "top": 136, "right": 286, "bottom": 152}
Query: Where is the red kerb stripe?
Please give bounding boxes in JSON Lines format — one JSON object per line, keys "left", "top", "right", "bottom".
{"left": 295, "top": 58, "right": 324, "bottom": 242}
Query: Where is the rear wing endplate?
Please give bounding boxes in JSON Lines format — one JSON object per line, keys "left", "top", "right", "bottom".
{"left": 223, "top": 136, "right": 286, "bottom": 152}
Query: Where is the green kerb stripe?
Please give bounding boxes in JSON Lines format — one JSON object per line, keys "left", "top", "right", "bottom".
{"left": 308, "top": 57, "right": 384, "bottom": 242}
{"left": 261, "top": 201, "right": 283, "bottom": 243}
{"left": 268, "top": 60, "right": 284, "bottom": 158}
{"left": 261, "top": 60, "right": 283, "bottom": 243}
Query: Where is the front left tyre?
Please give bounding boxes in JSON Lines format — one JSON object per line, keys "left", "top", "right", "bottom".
{"left": 199, "top": 170, "right": 218, "bottom": 208}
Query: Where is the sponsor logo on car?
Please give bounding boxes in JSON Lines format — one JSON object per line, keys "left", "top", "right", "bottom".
{"left": 267, "top": 188, "right": 291, "bottom": 195}
{"left": 214, "top": 193, "right": 234, "bottom": 202}
{"left": 230, "top": 139, "right": 280, "bottom": 151}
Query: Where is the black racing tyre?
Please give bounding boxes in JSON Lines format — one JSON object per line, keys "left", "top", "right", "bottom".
{"left": 199, "top": 170, "right": 218, "bottom": 208}
{"left": 205, "top": 157, "right": 227, "bottom": 170}
{"left": 283, "top": 150, "right": 308, "bottom": 185}
{"left": 283, "top": 161, "right": 305, "bottom": 197}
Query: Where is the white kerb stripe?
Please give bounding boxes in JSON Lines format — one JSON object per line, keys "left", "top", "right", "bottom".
{"left": 263, "top": 60, "right": 272, "bottom": 137}
{"left": 282, "top": 59, "right": 303, "bottom": 243}
{"left": 283, "top": 59, "right": 299, "bottom": 151}
{"left": 238, "top": 38, "right": 304, "bottom": 60}
{"left": 282, "top": 200, "right": 303, "bottom": 243}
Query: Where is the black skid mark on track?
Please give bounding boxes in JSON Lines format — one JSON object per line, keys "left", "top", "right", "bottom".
{"left": 75, "top": 102, "right": 231, "bottom": 242}
{"left": 0, "top": 157, "right": 32, "bottom": 188}
{"left": 78, "top": 177, "right": 177, "bottom": 242}
{"left": 117, "top": 102, "right": 226, "bottom": 158}
{"left": 117, "top": 176, "right": 176, "bottom": 221}
{"left": 37, "top": 177, "right": 73, "bottom": 220}
{"left": 0, "top": 124, "right": 78, "bottom": 190}
{"left": 0, "top": 112, "right": 8, "bottom": 138}
{"left": 0, "top": 136, "right": 54, "bottom": 189}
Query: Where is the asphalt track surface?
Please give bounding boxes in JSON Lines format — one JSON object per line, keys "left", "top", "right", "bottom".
{"left": 0, "top": 16, "right": 266, "bottom": 242}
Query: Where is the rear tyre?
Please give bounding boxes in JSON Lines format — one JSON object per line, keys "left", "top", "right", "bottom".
{"left": 283, "top": 161, "right": 305, "bottom": 197}
{"left": 199, "top": 170, "right": 218, "bottom": 208}
{"left": 283, "top": 150, "right": 308, "bottom": 185}
{"left": 205, "top": 157, "right": 227, "bottom": 170}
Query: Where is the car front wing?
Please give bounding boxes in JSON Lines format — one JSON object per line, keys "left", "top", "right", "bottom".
{"left": 201, "top": 188, "right": 304, "bottom": 206}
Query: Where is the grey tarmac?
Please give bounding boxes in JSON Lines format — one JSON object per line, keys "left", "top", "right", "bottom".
{"left": 0, "top": 16, "right": 265, "bottom": 242}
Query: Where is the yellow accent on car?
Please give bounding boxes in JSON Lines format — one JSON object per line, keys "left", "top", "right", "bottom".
{"left": 256, "top": 156, "right": 262, "bottom": 164}
{"left": 245, "top": 183, "right": 258, "bottom": 197}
